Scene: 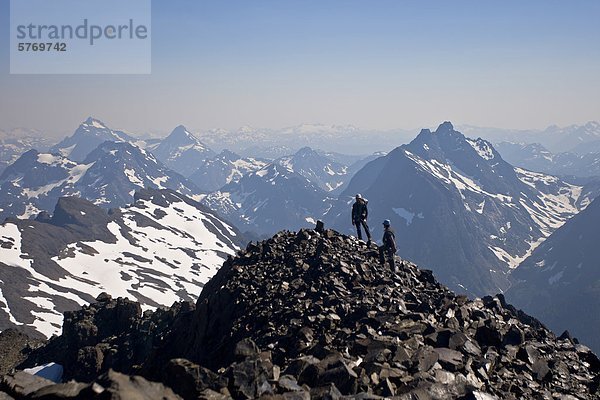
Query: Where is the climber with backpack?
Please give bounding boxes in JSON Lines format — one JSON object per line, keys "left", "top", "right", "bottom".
{"left": 379, "top": 219, "right": 397, "bottom": 271}
{"left": 351, "top": 193, "right": 372, "bottom": 246}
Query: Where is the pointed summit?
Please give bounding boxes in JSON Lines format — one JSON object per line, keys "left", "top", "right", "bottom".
{"left": 152, "top": 125, "right": 215, "bottom": 177}
{"left": 169, "top": 125, "right": 193, "bottom": 140}
{"left": 82, "top": 117, "right": 110, "bottom": 130}
{"left": 50, "top": 119, "right": 133, "bottom": 161}
{"left": 295, "top": 146, "right": 318, "bottom": 157}
{"left": 435, "top": 121, "right": 455, "bottom": 133}
{"left": 160, "top": 125, "right": 198, "bottom": 147}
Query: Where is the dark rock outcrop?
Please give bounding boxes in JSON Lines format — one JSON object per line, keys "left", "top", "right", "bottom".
{"left": 10, "top": 228, "right": 600, "bottom": 399}
{"left": 0, "top": 369, "right": 181, "bottom": 399}
{"left": 20, "top": 297, "right": 195, "bottom": 383}
{"left": 0, "top": 330, "right": 44, "bottom": 375}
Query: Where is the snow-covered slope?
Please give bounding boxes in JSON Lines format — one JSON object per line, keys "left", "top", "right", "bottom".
{"left": 152, "top": 125, "right": 215, "bottom": 177}
{"left": 507, "top": 196, "right": 600, "bottom": 354}
{"left": 188, "top": 149, "right": 267, "bottom": 192}
{"left": 50, "top": 118, "right": 134, "bottom": 162}
{"left": 0, "top": 189, "right": 243, "bottom": 339}
{"left": 0, "top": 142, "right": 201, "bottom": 220}
{"left": 326, "top": 122, "right": 597, "bottom": 296}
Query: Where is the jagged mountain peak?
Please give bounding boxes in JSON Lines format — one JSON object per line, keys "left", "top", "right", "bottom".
{"left": 82, "top": 117, "right": 107, "bottom": 129}
{"left": 407, "top": 122, "right": 499, "bottom": 163}
{"left": 166, "top": 125, "right": 195, "bottom": 142}
{"left": 435, "top": 120, "right": 455, "bottom": 132}
{"left": 51, "top": 119, "right": 133, "bottom": 161}
{"left": 151, "top": 126, "right": 215, "bottom": 177}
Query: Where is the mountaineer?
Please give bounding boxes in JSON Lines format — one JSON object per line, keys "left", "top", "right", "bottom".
{"left": 379, "top": 219, "right": 397, "bottom": 271}
{"left": 351, "top": 194, "right": 371, "bottom": 246}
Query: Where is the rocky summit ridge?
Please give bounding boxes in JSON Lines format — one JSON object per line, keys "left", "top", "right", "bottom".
{"left": 2, "top": 228, "right": 599, "bottom": 399}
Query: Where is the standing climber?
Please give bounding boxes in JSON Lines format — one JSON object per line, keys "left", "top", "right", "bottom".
{"left": 352, "top": 194, "right": 371, "bottom": 245}
{"left": 379, "top": 219, "right": 397, "bottom": 271}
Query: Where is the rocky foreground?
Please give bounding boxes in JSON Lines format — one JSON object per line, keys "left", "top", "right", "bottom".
{"left": 1, "top": 228, "right": 599, "bottom": 399}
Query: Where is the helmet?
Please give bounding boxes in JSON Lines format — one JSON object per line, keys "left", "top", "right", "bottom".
{"left": 356, "top": 193, "right": 362, "bottom": 199}
{"left": 383, "top": 219, "right": 391, "bottom": 227}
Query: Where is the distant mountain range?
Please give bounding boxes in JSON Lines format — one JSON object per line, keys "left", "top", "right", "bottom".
{"left": 199, "top": 146, "right": 384, "bottom": 235}
{"left": 2, "top": 116, "right": 600, "bottom": 306}
{"left": 274, "top": 147, "right": 350, "bottom": 192}
{"left": 202, "top": 162, "right": 331, "bottom": 236}
{"left": 460, "top": 121, "right": 600, "bottom": 155}
{"left": 188, "top": 149, "right": 267, "bottom": 192}
{"left": 197, "top": 124, "right": 414, "bottom": 156}
{"left": 0, "top": 141, "right": 200, "bottom": 220}
{"left": 507, "top": 195, "right": 600, "bottom": 354}
{"left": 0, "top": 189, "right": 243, "bottom": 339}
{"left": 325, "top": 122, "right": 598, "bottom": 296}
{"left": 495, "top": 141, "right": 600, "bottom": 179}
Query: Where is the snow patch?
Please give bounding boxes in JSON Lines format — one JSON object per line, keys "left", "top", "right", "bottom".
{"left": 466, "top": 138, "right": 494, "bottom": 160}
{"left": 393, "top": 207, "right": 423, "bottom": 225}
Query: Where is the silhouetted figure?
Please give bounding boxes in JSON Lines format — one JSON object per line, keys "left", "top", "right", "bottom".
{"left": 315, "top": 220, "right": 325, "bottom": 233}
{"left": 352, "top": 194, "right": 371, "bottom": 245}
{"left": 379, "top": 219, "right": 397, "bottom": 271}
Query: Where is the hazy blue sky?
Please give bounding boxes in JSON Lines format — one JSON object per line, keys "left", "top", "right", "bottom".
{"left": 1, "top": 0, "right": 599, "bottom": 137}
